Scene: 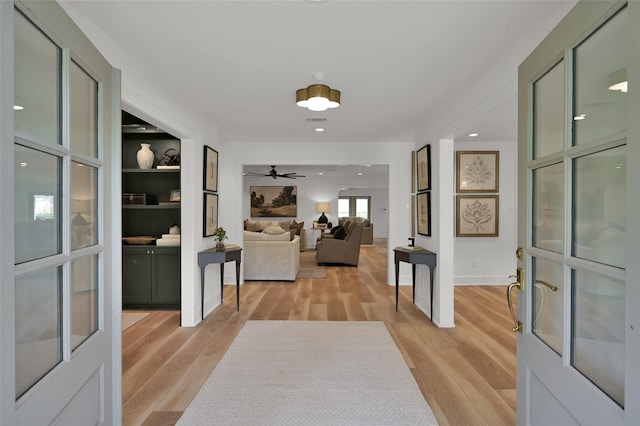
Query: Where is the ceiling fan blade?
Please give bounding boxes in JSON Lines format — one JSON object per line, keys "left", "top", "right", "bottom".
{"left": 243, "top": 166, "right": 306, "bottom": 179}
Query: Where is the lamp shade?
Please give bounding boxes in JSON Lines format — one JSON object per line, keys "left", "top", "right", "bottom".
{"left": 316, "top": 202, "right": 331, "bottom": 213}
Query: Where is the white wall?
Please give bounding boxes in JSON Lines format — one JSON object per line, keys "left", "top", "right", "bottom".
{"left": 454, "top": 140, "right": 517, "bottom": 285}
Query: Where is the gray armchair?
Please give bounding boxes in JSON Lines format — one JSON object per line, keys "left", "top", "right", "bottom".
{"left": 316, "top": 224, "right": 363, "bottom": 266}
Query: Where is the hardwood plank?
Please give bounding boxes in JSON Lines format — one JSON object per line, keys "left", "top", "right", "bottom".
{"left": 122, "top": 241, "right": 516, "bottom": 426}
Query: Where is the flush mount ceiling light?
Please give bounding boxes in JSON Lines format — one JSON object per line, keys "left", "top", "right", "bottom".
{"left": 296, "top": 84, "right": 340, "bottom": 112}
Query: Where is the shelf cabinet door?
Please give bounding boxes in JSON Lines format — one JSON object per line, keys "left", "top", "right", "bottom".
{"left": 152, "top": 248, "right": 181, "bottom": 305}
{"left": 122, "top": 247, "right": 153, "bottom": 305}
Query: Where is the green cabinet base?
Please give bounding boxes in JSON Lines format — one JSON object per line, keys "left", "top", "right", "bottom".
{"left": 123, "top": 246, "right": 180, "bottom": 309}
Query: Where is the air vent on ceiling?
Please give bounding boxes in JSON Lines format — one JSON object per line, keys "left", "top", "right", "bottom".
{"left": 305, "top": 117, "right": 327, "bottom": 122}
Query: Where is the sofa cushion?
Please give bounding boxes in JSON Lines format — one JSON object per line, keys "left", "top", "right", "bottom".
{"left": 278, "top": 220, "right": 292, "bottom": 230}
{"left": 263, "top": 224, "right": 287, "bottom": 235}
{"left": 244, "top": 220, "right": 262, "bottom": 232}
{"left": 243, "top": 230, "right": 290, "bottom": 241}
{"left": 333, "top": 227, "right": 347, "bottom": 240}
{"left": 291, "top": 220, "right": 304, "bottom": 235}
{"left": 330, "top": 225, "right": 342, "bottom": 235}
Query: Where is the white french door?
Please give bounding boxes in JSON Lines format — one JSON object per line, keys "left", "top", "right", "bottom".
{"left": 515, "top": 1, "right": 639, "bottom": 424}
{"left": 1, "top": 1, "right": 120, "bottom": 424}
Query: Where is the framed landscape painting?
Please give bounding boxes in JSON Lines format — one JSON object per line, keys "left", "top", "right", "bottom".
{"left": 416, "top": 144, "right": 431, "bottom": 192}
{"left": 250, "top": 186, "right": 297, "bottom": 218}
{"left": 456, "top": 151, "right": 499, "bottom": 192}
{"left": 456, "top": 195, "right": 499, "bottom": 237}
{"left": 204, "top": 145, "right": 218, "bottom": 192}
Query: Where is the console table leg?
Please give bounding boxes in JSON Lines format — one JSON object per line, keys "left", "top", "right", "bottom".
{"left": 220, "top": 263, "right": 225, "bottom": 305}
{"left": 430, "top": 268, "right": 434, "bottom": 319}
{"left": 412, "top": 264, "right": 417, "bottom": 304}
{"left": 235, "top": 260, "right": 241, "bottom": 311}
{"left": 395, "top": 260, "right": 400, "bottom": 311}
{"left": 200, "top": 269, "right": 205, "bottom": 320}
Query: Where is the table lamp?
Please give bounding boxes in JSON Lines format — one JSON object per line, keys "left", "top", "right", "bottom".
{"left": 316, "top": 202, "right": 331, "bottom": 224}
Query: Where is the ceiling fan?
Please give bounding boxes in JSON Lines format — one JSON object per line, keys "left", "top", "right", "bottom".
{"left": 244, "top": 165, "right": 306, "bottom": 179}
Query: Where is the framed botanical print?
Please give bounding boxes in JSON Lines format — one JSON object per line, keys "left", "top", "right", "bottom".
{"left": 456, "top": 151, "right": 499, "bottom": 192}
{"left": 204, "top": 145, "right": 218, "bottom": 192}
{"left": 416, "top": 191, "right": 431, "bottom": 236}
{"left": 456, "top": 195, "right": 499, "bottom": 237}
{"left": 416, "top": 144, "right": 431, "bottom": 192}
{"left": 203, "top": 192, "right": 218, "bottom": 237}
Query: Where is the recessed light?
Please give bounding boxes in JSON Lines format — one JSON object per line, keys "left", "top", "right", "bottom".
{"left": 14, "top": 105, "right": 24, "bottom": 111}
{"left": 315, "top": 128, "right": 325, "bottom": 132}
{"left": 574, "top": 114, "right": 586, "bottom": 121}
{"left": 318, "top": 172, "right": 324, "bottom": 176}
{"left": 20, "top": 162, "right": 27, "bottom": 167}
{"left": 358, "top": 172, "right": 363, "bottom": 176}
{"left": 469, "top": 133, "right": 478, "bottom": 137}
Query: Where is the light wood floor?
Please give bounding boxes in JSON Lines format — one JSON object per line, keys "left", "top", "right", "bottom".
{"left": 122, "top": 242, "right": 516, "bottom": 425}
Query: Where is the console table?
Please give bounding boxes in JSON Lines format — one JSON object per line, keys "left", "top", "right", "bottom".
{"left": 393, "top": 247, "right": 437, "bottom": 318}
{"left": 198, "top": 245, "right": 242, "bottom": 319}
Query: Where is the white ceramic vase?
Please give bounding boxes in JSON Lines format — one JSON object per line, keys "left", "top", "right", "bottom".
{"left": 136, "top": 143, "right": 154, "bottom": 169}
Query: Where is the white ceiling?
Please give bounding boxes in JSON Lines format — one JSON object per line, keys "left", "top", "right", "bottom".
{"left": 59, "top": 0, "right": 576, "bottom": 144}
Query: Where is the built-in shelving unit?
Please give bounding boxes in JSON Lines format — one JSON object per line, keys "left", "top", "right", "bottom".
{"left": 121, "top": 112, "right": 181, "bottom": 309}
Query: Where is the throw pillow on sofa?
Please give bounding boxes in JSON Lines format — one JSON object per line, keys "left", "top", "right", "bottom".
{"left": 263, "top": 224, "right": 286, "bottom": 235}
{"left": 291, "top": 220, "right": 304, "bottom": 235}
{"left": 244, "top": 219, "right": 262, "bottom": 232}
{"left": 333, "top": 227, "right": 347, "bottom": 240}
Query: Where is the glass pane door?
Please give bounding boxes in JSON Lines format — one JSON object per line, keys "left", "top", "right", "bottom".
{"left": 13, "top": 7, "right": 104, "bottom": 400}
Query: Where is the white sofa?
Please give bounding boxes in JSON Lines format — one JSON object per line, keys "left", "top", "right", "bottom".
{"left": 244, "top": 219, "right": 307, "bottom": 252}
{"left": 243, "top": 230, "right": 300, "bottom": 281}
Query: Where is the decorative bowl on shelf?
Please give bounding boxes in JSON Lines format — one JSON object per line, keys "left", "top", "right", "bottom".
{"left": 122, "top": 236, "right": 157, "bottom": 245}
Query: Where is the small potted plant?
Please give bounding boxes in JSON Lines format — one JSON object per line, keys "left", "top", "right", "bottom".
{"left": 214, "top": 227, "right": 228, "bottom": 250}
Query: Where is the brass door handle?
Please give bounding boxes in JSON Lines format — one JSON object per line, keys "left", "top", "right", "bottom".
{"left": 535, "top": 279, "right": 558, "bottom": 292}
{"left": 507, "top": 281, "right": 523, "bottom": 333}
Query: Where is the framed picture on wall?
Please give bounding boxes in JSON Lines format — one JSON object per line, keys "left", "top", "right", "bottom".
{"left": 203, "top": 192, "right": 218, "bottom": 237}
{"left": 250, "top": 185, "right": 297, "bottom": 217}
{"left": 416, "top": 144, "right": 431, "bottom": 192}
{"left": 456, "top": 195, "right": 499, "bottom": 237}
{"left": 416, "top": 191, "right": 431, "bottom": 236}
{"left": 456, "top": 150, "right": 499, "bottom": 192}
{"left": 204, "top": 145, "right": 218, "bottom": 192}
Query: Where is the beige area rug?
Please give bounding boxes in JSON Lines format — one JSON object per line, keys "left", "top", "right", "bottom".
{"left": 121, "top": 312, "right": 149, "bottom": 331}
{"left": 177, "top": 321, "right": 439, "bottom": 425}
{"left": 297, "top": 250, "right": 326, "bottom": 278}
